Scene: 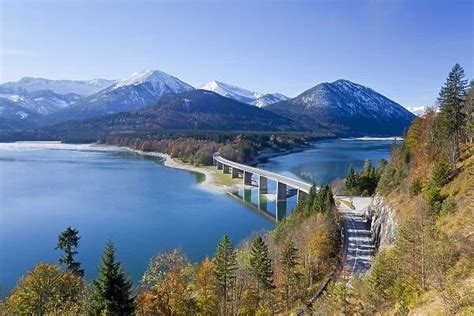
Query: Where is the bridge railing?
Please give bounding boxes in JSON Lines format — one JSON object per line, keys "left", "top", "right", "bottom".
{"left": 213, "top": 153, "right": 312, "bottom": 193}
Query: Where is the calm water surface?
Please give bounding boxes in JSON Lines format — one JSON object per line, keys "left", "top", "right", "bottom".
{"left": 0, "top": 139, "right": 394, "bottom": 291}
{"left": 0, "top": 145, "right": 272, "bottom": 291}
{"left": 258, "top": 138, "right": 395, "bottom": 184}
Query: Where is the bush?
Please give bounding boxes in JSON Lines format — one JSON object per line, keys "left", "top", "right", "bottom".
{"left": 409, "top": 178, "right": 423, "bottom": 196}
{"left": 431, "top": 158, "right": 450, "bottom": 187}
{"left": 423, "top": 182, "right": 445, "bottom": 211}
{"left": 441, "top": 196, "right": 456, "bottom": 214}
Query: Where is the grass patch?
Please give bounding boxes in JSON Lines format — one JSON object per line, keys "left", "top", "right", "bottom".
{"left": 340, "top": 199, "right": 356, "bottom": 210}
{"left": 200, "top": 166, "right": 242, "bottom": 186}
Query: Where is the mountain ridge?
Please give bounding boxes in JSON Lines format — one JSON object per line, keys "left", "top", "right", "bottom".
{"left": 265, "top": 79, "right": 415, "bottom": 136}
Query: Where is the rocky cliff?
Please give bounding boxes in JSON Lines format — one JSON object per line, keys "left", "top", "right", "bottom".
{"left": 367, "top": 195, "right": 397, "bottom": 250}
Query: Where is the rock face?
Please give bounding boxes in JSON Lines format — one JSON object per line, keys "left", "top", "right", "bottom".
{"left": 368, "top": 195, "right": 397, "bottom": 250}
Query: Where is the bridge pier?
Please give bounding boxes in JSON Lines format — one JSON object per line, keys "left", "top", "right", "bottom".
{"left": 231, "top": 167, "right": 240, "bottom": 178}
{"left": 243, "top": 171, "right": 253, "bottom": 185}
{"left": 276, "top": 181, "right": 288, "bottom": 202}
{"left": 258, "top": 176, "right": 268, "bottom": 194}
{"left": 217, "top": 161, "right": 223, "bottom": 170}
{"left": 223, "top": 164, "right": 230, "bottom": 174}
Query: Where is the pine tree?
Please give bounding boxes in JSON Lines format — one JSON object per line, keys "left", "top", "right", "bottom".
{"left": 345, "top": 165, "right": 356, "bottom": 200}
{"left": 56, "top": 226, "right": 84, "bottom": 277}
{"left": 280, "top": 239, "right": 301, "bottom": 314}
{"left": 213, "top": 235, "right": 237, "bottom": 315}
{"left": 92, "top": 241, "right": 134, "bottom": 315}
{"left": 250, "top": 236, "right": 274, "bottom": 292}
{"left": 437, "top": 63, "right": 469, "bottom": 165}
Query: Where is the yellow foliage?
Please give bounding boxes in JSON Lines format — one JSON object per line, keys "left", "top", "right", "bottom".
{"left": 0, "top": 263, "right": 85, "bottom": 315}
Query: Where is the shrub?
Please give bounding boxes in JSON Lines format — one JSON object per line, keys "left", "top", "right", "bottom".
{"left": 431, "top": 158, "right": 450, "bottom": 187}
{"left": 423, "top": 182, "right": 445, "bottom": 211}
{"left": 409, "top": 178, "right": 423, "bottom": 196}
{"left": 441, "top": 196, "right": 456, "bottom": 214}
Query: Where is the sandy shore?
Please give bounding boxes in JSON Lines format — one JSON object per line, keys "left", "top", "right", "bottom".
{"left": 128, "top": 149, "right": 236, "bottom": 194}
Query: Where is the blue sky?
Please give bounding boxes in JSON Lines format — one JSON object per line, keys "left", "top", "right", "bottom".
{"left": 0, "top": 0, "right": 472, "bottom": 109}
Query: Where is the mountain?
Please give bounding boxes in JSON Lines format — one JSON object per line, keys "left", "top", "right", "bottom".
{"left": 48, "top": 69, "right": 194, "bottom": 122}
{"left": 201, "top": 80, "right": 288, "bottom": 107}
{"left": 45, "top": 90, "right": 304, "bottom": 140}
{"left": 0, "top": 77, "right": 114, "bottom": 96}
{"left": 265, "top": 79, "right": 415, "bottom": 136}
{"left": 0, "top": 90, "right": 82, "bottom": 115}
{"left": 0, "top": 77, "right": 113, "bottom": 128}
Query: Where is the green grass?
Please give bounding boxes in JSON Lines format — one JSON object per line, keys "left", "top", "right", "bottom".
{"left": 340, "top": 199, "right": 356, "bottom": 210}
{"left": 200, "top": 166, "right": 242, "bottom": 186}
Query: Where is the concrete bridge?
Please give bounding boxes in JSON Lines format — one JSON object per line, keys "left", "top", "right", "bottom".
{"left": 212, "top": 153, "right": 312, "bottom": 220}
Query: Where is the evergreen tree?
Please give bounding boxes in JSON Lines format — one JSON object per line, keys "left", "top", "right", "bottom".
{"left": 250, "top": 236, "right": 274, "bottom": 292}
{"left": 280, "top": 239, "right": 301, "bottom": 314}
{"left": 92, "top": 241, "right": 134, "bottom": 315}
{"left": 213, "top": 235, "right": 237, "bottom": 315}
{"left": 345, "top": 166, "right": 356, "bottom": 200}
{"left": 56, "top": 226, "right": 84, "bottom": 277}
{"left": 436, "top": 63, "right": 469, "bottom": 165}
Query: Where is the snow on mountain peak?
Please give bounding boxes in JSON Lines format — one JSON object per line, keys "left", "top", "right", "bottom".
{"left": 200, "top": 80, "right": 287, "bottom": 107}
{"left": 1, "top": 77, "right": 114, "bottom": 96}
{"left": 113, "top": 69, "right": 194, "bottom": 94}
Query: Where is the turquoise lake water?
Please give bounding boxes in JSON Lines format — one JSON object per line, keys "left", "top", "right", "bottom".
{"left": 0, "top": 138, "right": 394, "bottom": 291}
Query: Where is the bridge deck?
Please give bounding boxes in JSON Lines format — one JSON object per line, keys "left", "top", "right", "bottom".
{"left": 213, "top": 153, "right": 312, "bottom": 193}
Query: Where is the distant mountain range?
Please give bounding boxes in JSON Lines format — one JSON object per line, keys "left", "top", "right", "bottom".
{"left": 44, "top": 90, "right": 303, "bottom": 141}
{"left": 0, "top": 69, "right": 415, "bottom": 137}
{"left": 200, "top": 80, "right": 288, "bottom": 107}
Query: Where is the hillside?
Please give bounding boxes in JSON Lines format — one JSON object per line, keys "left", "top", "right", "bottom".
{"left": 265, "top": 79, "right": 415, "bottom": 136}
{"left": 318, "top": 65, "right": 474, "bottom": 314}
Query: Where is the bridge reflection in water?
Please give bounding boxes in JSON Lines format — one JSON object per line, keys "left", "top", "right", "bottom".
{"left": 213, "top": 153, "right": 312, "bottom": 223}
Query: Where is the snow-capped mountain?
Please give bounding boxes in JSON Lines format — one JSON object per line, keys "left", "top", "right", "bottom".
{"left": 0, "top": 90, "right": 81, "bottom": 116}
{"left": 200, "top": 80, "right": 288, "bottom": 107}
{"left": 265, "top": 79, "right": 415, "bottom": 136}
{"left": 49, "top": 69, "right": 195, "bottom": 121}
{"left": 254, "top": 93, "right": 289, "bottom": 107}
{"left": 405, "top": 105, "right": 431, "bottom": 116}
{"left": 0, "top": 77, "right": 114, "bottom": 96}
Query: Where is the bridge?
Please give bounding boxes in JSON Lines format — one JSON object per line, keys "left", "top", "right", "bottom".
{"left": 212, "top": 153, "right": 312, "bottom": 221}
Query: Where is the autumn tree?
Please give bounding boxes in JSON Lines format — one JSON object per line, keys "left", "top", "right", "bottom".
{"left": 1, "top": 263, "right": 85, "bottom": 314}
{"left": 56, "top": 226, "right": 84, "bottom": 277}
{"left": 91, "top": 241, "right": 134, "bottom": 315}
{"left": 193, "top": 257, "right": 219, "bottom": 315}
{"left": 213, "top": 235, "right": 237, "bottom": 315}
{"left": 137, "top": 249, "right": 194, "bottom": 315}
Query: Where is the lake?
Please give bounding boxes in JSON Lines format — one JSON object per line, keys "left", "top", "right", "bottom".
{"left": 0, "top": 138, "right": 394, "bottom": 291}
{"left": 0, "top": 143, "right": 272, "bottom": 291}
{"left": 258, "top": 138, "right": 396, "bottom": 184}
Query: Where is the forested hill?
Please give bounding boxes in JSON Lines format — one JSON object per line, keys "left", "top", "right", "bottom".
{"left": 41, "top": 90, "right": 309, "bottom": 141}
{"left": 323, "top": 64, "right": 474, "bottom": 314}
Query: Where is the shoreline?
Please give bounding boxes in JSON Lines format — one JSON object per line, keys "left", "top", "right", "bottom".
{"left": 127, "top": 148, "right": 237, "bottom": 194}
